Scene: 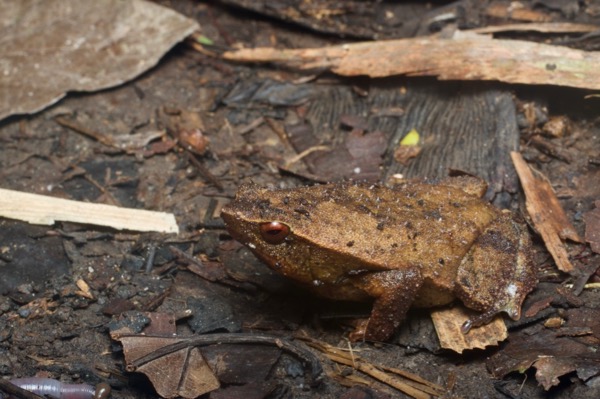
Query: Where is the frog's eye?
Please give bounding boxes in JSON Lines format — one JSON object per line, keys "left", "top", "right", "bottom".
{"left": 259, "top": 221, "right": 290, "bottom": 244}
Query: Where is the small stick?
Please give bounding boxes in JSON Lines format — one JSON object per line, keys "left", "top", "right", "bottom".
{"left": 0, "top": 188, "right": 179, "bottom": 234}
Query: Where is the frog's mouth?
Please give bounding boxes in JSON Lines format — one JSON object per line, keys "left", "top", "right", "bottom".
{"left": 220, "top": 209, "right": 251, "bottom": 242}
{"left": 253, "top": 240, "right": 319, "bottom": 284}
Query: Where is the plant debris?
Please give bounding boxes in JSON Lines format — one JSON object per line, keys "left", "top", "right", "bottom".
{"left": 430, "top": 306, "right": 507, "bottom": 353}
{"left": 0, "top": 188, "right": 179, "bottom": 233}
{"left": 223, "top": 30, "right": 600, "bottom": 90}
{"left": 301, "top": 337, "right": 446, "bottom": 399}
{"left": 511, "top": 152, "right": 582, "bottom": 272}
{"left": 584, "top": 201, "right": 600, "bottom": 254}
{"left": 487, "top": 307, "right": 600, "bottom": 390}
{"left": 112, "top": 331, "right": 323, "bottom": 398}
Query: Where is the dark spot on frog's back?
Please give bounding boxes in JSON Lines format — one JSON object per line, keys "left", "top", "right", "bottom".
{"left": 257, "top": 199, "right": 271, "bottom": 211}
{"left": 479, "top": 230, "right": 516, "bottom": 252}
{"left": 294, "top": 208, "right": 311, "bottom": 219}
{"left": 459, "top": 275, "right": 472, "bottom": 288}
{"left": 356, "top": 204, "right": 372, "bottom": 214}
{"left": 424, "top": 209, "right": 442, "bottom": 220}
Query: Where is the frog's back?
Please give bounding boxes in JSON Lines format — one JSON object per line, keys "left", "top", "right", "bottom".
{"left": 281, "top": 181, "right": 500, "bottom": 275}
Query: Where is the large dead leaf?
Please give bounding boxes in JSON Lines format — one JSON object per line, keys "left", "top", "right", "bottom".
{"left": 112, "top": 331, "right": 323, "bottom": 398}
{"left": 117, "top": 335, "right": 221, "bottom": 398}
{"left": 0, "top": 0, "right": 199, "bottom": 121}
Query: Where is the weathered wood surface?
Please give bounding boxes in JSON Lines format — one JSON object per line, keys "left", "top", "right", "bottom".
{"left": 224, "top": 35, "right": 600, "bottom": 90}
{"left": 267, "top": 78, "right": 520, "bottom": 204}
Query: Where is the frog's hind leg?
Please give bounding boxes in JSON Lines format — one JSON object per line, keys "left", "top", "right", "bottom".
{"left": 349, "top": 268, "right": 423, "bottom": 342}
{"left": 454, "top": 213, "right": 537, "bottom": 332}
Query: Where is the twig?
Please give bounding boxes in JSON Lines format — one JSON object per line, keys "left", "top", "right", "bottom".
{"left": 185, "top": 152, "right": 223, "bottom": 191}
{"left": 300, "top": 337, "right": 445, "bottom": 399}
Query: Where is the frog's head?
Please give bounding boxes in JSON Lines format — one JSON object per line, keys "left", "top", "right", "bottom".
{"left": 220, "top": 184, "right": 294, "bottom": 244}
{"left": 221, "top": 184, "right": 317, "bottom": 284}
{"left": 221, "top": 183, "right": 385, "bottom": 290}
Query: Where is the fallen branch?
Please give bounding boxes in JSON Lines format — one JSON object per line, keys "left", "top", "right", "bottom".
{"left": 223, "top": 32, "right": 600, "bottom": 90}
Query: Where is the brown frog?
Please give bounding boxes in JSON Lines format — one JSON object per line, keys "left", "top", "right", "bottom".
{"left": 221, "top": 176, "right": 537, "bottom": 342}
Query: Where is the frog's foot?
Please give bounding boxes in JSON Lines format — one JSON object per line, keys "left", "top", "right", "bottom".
{"left": 350, "top": 268, "right": 423, "bottom": 342}
{"left": 348, "top": 319, "right": 369, "bottom": 342}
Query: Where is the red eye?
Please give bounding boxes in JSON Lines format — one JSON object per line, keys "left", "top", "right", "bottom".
{"left": 259, "top": 222, "right": 290, "bottom": 244}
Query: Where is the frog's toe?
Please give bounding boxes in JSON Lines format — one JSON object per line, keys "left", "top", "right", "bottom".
{"left": 504, "top": 303, "right": 521, "bottom": 320}
{"left": 461, "top": 309, "right": 498, "bottom": 334}
{"left": 462, "top": 300, "right": 524, "bottom": 333}
{"left": 348, "top": 319, "right": 369, "bottom": 342}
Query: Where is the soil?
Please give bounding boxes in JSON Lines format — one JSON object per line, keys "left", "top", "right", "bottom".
{"left": 1, "top": 1, "right": 600, "bottom": 399}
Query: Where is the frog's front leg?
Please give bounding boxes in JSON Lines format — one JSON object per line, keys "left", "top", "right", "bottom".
{"left": 349, "top": 268, "right": 423, "bottom": 342}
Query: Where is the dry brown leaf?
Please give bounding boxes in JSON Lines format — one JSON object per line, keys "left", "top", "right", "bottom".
{"left": 117, "top": 335, "right": 220, "bottom": 398}
{"left": 534, "top": 356, "right": 577, "bottom": 390}
{"left": 430, "top": 306, "right": 507, "bottom": 353}
{"left": 223, "top": 33, "right": 600, "bottom": 90}
{"left": 75, "top": 279, "right": 94, "bottom": 300}
{"left": 511, "top": 152, "right": 582, "bottom": 272}
{"left": 0, "top": 0, "right": 199, "bottom": 121}
{"left": 394, "top": 146, "right": 422, "bottom": 165}
{"left": 583, "top": 200, "right": 600, "bottom": 254}
{"left": 111, "top": 329, "right": 323, "bottom": 398}
{"left": 487, "top": 307, "right": 600, "bottom": 390}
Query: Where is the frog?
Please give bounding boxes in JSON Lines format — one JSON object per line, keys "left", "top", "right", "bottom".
{"left": 220, "top": 176, "right": 537, "bottom": 342}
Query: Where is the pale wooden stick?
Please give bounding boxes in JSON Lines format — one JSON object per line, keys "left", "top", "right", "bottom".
{"left": 0, "top": 188, "right": 178, "bottom": 234}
